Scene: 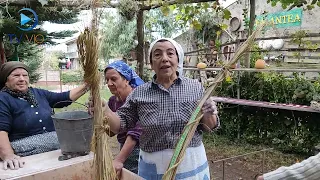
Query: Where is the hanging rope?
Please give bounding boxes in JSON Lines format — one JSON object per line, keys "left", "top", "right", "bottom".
{"left": 77, "top": 0, "right": 118, "bottom": 179}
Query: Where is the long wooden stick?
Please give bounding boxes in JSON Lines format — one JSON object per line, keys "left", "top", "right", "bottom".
{"left": 162, "top": 24, "right": 266, "bottom": 180}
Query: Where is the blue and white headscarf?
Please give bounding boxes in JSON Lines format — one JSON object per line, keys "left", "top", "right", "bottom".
{"left": 105, "top": 60, "right": 144, "bottom": 88}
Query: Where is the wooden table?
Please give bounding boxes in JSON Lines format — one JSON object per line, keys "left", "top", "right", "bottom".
{"left": 0, "top": 150, "right": 143, "bottom": 180}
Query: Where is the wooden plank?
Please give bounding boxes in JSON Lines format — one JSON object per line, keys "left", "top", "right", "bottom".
{"left": 0, "top": 150, "right": 144, "bottom": 180}
{"left": 0, "top": 0, "right": 113, "bottom": 8}
{"left": 285, "top": 58, "right": 320, "bottom": 64}
{"left": 183, "top": 67, "right": 320, "bottom": 72}
{"left": 212, "top": 96, "right": 320, "bottom": 113}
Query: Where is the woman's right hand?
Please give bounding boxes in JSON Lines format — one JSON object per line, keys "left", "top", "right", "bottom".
{"left": 87, "top": 96, "right": 110, "bottom": 116}
{"left": 3, "top": 153, "right": 25, "bottom": 170}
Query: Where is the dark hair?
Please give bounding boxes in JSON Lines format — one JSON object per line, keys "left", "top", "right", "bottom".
{"left": 149, "top": 39, "right": 179, "bottom": 64}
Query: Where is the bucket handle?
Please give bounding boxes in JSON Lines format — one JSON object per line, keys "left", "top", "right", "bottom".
{"left": 52, "top": 100, "right": 88, "bottom": 115}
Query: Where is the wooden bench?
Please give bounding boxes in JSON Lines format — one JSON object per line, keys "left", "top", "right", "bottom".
{"left": 0, "top": 150, "right": 143, "bottom": 180}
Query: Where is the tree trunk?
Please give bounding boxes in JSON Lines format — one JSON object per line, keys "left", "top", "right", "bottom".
{"left": 244, "top": 0, "right": 256, "bottom": 68}
{"left": 0, "top": 34, "right": 7, "bottom": 65}
{"left": 136, "top": 10, "right": 145, "bottom": 78}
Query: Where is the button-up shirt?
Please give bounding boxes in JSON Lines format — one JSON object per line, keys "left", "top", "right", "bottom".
{"left": 117, "top": 76, "right": 219, "bottom": 152}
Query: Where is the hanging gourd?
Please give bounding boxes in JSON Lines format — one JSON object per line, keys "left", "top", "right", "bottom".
{"left": 197, "top": 62, "right": 207, "bottom": 69}
{"left": 255, "top": 59, "right": 266, "bottom": 69}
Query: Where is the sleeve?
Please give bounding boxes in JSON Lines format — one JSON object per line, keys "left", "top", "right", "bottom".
{"left": 39, "top": 89, "right": 72, "bottom": 108}
{"left": 0, "top": 95, "right": 12, "bottom": 132}
{"left": 116, "top": 92, "right": 139, "bottom": 134}
{"left": 263, "top": 153, "right": 320, "bottom": 180}
{"left": 126, "top": 123, "right": 142, "bottom": 142}
{"left": 108, "top": 96, "right": 116, "bottom": 112}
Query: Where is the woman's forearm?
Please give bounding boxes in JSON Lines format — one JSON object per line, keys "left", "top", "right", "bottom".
{"left": 0, "top": 131, "right": 14, "bottom": 160}
{"left": 105, "top": 111, "right": 121, "bottom": 133}
{"left": 201, "top": 114, "right": 218, "bottom": 131}
{"left": 69, "top": 84, "right": 89, "bottom": 101}
{"left": 114, "top": 136, "right": 137, "bottom": 163}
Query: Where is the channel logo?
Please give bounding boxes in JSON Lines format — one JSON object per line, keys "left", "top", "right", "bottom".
{"left": 17, "top": 8, "right": 38, "bottom": 31}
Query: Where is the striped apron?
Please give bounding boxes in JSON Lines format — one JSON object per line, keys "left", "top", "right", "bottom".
{"left": 138, "top": 143, "right": 210, "bottom": 180}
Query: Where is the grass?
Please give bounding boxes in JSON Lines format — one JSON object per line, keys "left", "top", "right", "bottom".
{"left": 203, "top": 133, "right": 308, "bottom": 174}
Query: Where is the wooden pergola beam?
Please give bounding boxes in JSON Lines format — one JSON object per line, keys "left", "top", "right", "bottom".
{"left": 1, "top": 0, "right": 217, "bottom": 9}
{"left": 140, "top": 0, "right": 217, "bottom": 10}
{"left": 0, "top": 0, "right": 113, "bottom": 8}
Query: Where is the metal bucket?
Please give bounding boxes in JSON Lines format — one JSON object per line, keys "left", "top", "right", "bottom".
{"left": 52, "top": 103, "right": 93, "bottom": 155}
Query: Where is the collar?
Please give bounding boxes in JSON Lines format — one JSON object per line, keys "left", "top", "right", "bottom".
{"left": 150, "top": 72, "right": 183, "bottom": 89}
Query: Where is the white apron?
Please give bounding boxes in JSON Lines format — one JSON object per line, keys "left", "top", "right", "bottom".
{"left": 138, "top": 143, "right": 210, "bottom": 180}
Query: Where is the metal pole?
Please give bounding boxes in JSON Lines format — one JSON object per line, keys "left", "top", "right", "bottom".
{"left": 262, "top": 150, "right": 266, "bottom": 174}
{"left": 237, "top": 71, "right": 241, "bottom": 139}
{"left": 222, "top": 160, "right": 225, "bottom": 180}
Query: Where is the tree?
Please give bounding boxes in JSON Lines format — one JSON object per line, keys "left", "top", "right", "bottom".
{"left": 267, "top": 0, "right": 320, "bottom": 10}
{"left": 100, "top": 11, "right": 136, "bottom": 61}
{"left": 144, "top": 8, "right": 178, "bottom": 42}
{"left": 4, "top": 41, "right": 43, "bottom": 83}
{"left": 113, "top": 0, "right": 230, "bottom": 77}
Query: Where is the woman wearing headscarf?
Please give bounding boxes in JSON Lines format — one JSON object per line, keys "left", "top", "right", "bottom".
{"left": 104, "top": 60, "right": 144, "bottom": 176}
{"left": 89, "top": 38, "right": 220, "bottom": 179}
{"left": 0, "top": 61, "right": 89, "bottom": 170}
{"left": 148, "top": 38, "right": 185, "bottom": 76}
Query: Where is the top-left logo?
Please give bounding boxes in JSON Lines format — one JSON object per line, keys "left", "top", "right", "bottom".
{"left": 17, "top": 8, "right": 38, "bottom": 31}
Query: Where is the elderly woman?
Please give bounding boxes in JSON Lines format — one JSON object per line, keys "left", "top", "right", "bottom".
{"left": 90, "top": 38, "right": 220, "bottom": 179}
{"left": 104, "top": 60, "right": 144, "bottom": 175}
{"left": 0, "top": 61, "right": 89, "bottom": 170}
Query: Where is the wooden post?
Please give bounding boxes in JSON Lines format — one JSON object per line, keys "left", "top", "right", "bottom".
{"left": 136, "top": 10, "right": 145, "bottom": 79}
{"left": 0, "top": 34, "right": 7, "bottom": 65}
{"left": 237, "top": 71, "right": 241, "bottom": 139}
{"left": 59, "top": 69, "right": 62, "bottom": 93}
{"left": 244, "top": 0, "right": 256, "bottom": 68}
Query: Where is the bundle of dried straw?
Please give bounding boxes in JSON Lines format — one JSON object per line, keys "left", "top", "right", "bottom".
{"left": 162, "top": 24, "right": 266, "bottom": 180}
{"left": 77, "top": 28, "right": 118, "bottom": 180}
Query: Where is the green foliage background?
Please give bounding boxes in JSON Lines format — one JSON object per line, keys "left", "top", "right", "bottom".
{"left": 215, "top": 72, "right": 320, "bottom": 154}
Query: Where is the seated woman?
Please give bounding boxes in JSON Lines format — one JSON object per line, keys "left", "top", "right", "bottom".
{"left": 0, "top": 61, "right": 89, "bottom": 170}
{"left": 104, "top": 60, "right": 144, "bottom": 175}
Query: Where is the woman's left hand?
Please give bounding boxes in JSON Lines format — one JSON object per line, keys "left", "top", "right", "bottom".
{"left": 201, "top": 97, "right": 218, "bottom": 115}
{"left": 112, "top": 159, "right": 123, "bottom": 178}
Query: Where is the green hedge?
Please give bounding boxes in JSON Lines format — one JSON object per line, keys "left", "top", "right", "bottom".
{"left": 215, "top": 72, "right": 320, "bottom": 154}
{"left": 61, "top": 71, "right": 84, "bottom": 84}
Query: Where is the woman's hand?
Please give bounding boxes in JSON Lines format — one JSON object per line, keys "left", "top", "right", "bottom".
{"left": 2, "top": 154, "right": 25, "bottom": 170}
{"left": 112, "top": 159, "right": 124, "bottom": 178}
{"left": 201, "top": 97, "right": 218, "bottom": 116}
{"left": 200, "top": 97, "right": 219, "bottom": 131}
{"left": 87, "top": 96, "right": 109, "bottom": 116}
{"left": 256, "top": 176, "right": 264, "bottom": 180}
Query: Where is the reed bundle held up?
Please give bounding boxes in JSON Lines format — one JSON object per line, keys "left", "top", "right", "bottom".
{"left": 77, "top": 28, "right": 118, "bottom": 180}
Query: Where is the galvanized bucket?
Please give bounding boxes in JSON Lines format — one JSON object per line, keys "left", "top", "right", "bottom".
{"left": 52, "top": 101, "right": 93, "bottom": 155}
